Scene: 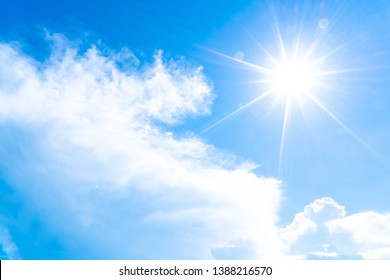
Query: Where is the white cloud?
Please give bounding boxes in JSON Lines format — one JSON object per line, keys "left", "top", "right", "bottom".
{"left": 358, "top": 247, "right": 390, "bottom": 260}
{"left": 0, "top": 35, "right": 284, "bottom": 259}
{"left": 0, "top": 37, "right": 212, "bottom": 126}
{"left": 282, "top": 197, "right": 390, "bottom": 259}
{"left": 280, "top": 197, "right": 345, "bottom": 258}
{"left": 327, "top": 211, "right": 390, "bottom": 259}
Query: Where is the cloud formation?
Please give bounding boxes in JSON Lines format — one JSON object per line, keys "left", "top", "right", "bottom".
{"left": 0, "top": 35, "right": 284, "bottom": 259}
{"left": 328, "top": 211, "right": 390, "bottom": 259}
{"left": 282, "top": 197, "right": 390, "bottom": 259}
{"left": 2, "top": 35, "right": 389, "bottom": 260}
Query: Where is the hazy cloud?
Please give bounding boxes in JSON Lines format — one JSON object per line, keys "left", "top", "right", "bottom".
{"left": 0, "top": 225, "right": 19, "bottom": 259}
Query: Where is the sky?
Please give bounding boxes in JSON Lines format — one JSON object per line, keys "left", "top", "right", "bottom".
{"left": 1, "top": 0, "right": 390, "bottom": 260}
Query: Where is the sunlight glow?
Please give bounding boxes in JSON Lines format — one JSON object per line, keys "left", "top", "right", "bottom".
{"left": 270, "top": 60, "right": 314, "bottom": 97}
{"left": 200, "top": 9, "right": 376, "bottom": 177}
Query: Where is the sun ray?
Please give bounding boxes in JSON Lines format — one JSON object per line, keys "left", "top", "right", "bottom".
{"left": 292, "top": 1, "right": 310, "bottom": 61}
{"left": 244, "top": 30, "right": 281, "bottom": 67}
{"left": 312, "top": 65, "right": 386, "bottom": 77}
{"left": 199, "top": 88, "right": 274, "bottom": 135}
{"left": 309, "top": 80, "right": 343, "bottom": 93}
{"left": 278, "top": 97, "right": 291, "bottom": 176}
{"left": 200, "top": 46, "right": 274, "bottom": 75}
{"left": 235, "top": 79, "right": 276, "bottom": 86}
{"left": 301, "top": 32, "right": 328, "bottom": 63}
{"left": 269, "top": 3, "right": 288, "bottom": 61}
{"left": 306, "top": 92, "right": 374, "bottom": 154}
{"left": 296, "top": 91, "right": 310, "bottom": 127}
{"left": 308, "top": 41, "right": 349, "bottom": 68}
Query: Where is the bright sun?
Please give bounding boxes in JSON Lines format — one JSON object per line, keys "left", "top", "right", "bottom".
{"left": 270, "top": 60, "right": 314, "bottom": 97}
{"left": 201, "top": 19, "right": 368, "bottom": 177}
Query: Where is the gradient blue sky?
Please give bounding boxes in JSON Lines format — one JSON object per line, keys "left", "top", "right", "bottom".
{"left": 1, "top": 0, "right": 390, "bottom": 260}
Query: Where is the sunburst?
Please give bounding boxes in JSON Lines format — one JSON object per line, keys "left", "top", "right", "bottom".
{"left": 200, "top": 13, "right": 374, "bottom": 176}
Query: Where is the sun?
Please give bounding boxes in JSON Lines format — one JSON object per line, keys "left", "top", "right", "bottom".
{"left": 270, "top": 59, "right": 315, "bottom": 98}
{"left": 200, "top": 17, "right": 370, "bottom": 177}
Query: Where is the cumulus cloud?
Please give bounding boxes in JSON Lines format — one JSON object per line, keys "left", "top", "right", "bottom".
{"left": 280, "top": 197, "right": 346, "bottom": 259}
{"left": 282, "top": 197, "right": 390, "bottom": 259}
{"left": 0, "top": 35, "right": 284, "bottom": 259}
{"left": 328, "top": 211, "right": 390, "bottom": 259}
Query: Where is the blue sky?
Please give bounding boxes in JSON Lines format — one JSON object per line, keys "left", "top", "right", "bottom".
{"left": 1, "top": 0, "right": 390, "bottom": 259}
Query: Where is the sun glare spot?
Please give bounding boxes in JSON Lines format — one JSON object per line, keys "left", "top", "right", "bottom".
{"left": 270, "top": 60, "right": 314, "bottom": 97}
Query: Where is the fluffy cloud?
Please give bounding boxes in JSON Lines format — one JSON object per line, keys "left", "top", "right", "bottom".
{"left": 328, "top": 211, "right": 390, "bottom": 259}
{"left": 280, "top": 197, "right": 346, "bottom": 258}
{"left": 282, "top": 197, "right": 390, "bottom": 259}
{"left": 0, "top": 35, "right": 284, "bottom": 259}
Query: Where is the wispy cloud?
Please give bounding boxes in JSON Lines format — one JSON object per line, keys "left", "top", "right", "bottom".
{"left": 0, "top": 225, "right": 19, "bottom": 259}
{"left": 0, "top": 35, "right": 284, "bottom": 259}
